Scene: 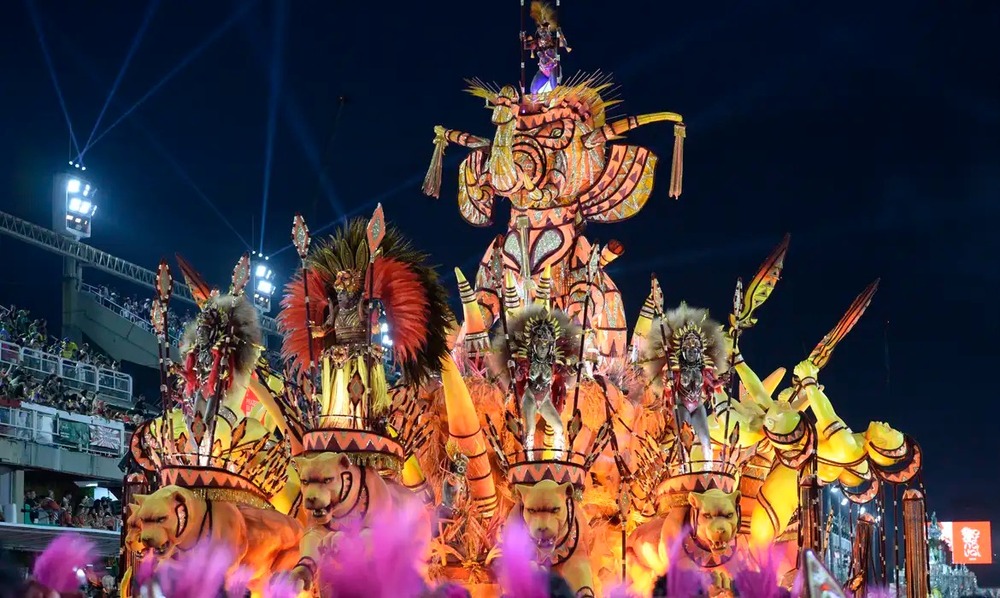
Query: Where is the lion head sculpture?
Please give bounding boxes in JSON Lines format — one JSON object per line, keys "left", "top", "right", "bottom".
{"left": 131, "top": 486, "right": 203, "bottom": 558}
{"left": 515, "top": 480, "right": 575, "bottom": 549}
{"left": 688, "top": 488, "right": 741, "bottom": 552}
{"left": 292, "top": 452, "right": 361, "bottom": 527}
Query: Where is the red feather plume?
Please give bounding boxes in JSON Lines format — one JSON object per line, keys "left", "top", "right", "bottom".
{"left": 278, "top": 267, "right": 329, "bottom": 377}
{"left": 369, "top": 257, "right": 429, "bottom": 365}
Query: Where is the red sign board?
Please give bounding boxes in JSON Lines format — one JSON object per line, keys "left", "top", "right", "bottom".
{"left": 939, "top": 521, "right": 993, "bottom": 565}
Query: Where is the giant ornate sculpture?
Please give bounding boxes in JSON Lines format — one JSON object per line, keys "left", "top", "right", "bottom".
{"left": 422, "top": 76, "right": 686, "bottom": 359}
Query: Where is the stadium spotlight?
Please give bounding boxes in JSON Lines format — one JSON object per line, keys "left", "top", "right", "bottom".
{"left": 251, "top": 251, "right": 276, "bottom": 312}
{"left": 56, "top": 172, "right": 98, "bottom": 240}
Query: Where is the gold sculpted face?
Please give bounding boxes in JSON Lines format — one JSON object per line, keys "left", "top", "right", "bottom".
{"left": 132, "top": 486, "right": 195, "bottom": 558}
{"left": 516, "top": 480, "right": 573, "bottom": 549}
{"left": 688, "top": 489, "right": 741, "bottom": 552}
{"left": 293, "top": 452, "right": 357, "bottom": 527}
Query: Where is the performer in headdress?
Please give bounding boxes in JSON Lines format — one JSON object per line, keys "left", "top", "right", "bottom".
{"left": 278, "top": 218, "right": 452, "bottom": 430}
{"left": 493, "top": 305, "right": 580, "bottom": 454}
{"left": 522, "top": 1, "right": 571, "bottom": 94}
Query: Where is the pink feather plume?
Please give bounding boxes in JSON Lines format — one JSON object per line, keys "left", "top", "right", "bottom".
{"left": 732, "top": 545, "right": 783, "bottom": 598}
{"left": 495, "top": 520, "right": 548, "bottom": 598}
{"left": 32, "top": 533, "right": 96, "bottom": 593}
{"left": 154, "top": 540, "right": 236, "bottom": 598}
{"left": 263, "top": 575, "right": 300, "bottom": 598}
{"left": 317, "top": 502, "right": 428, "bottom": 598}
{"left": 664, "top": 528, "right": 709, "bottom": 597}
{"left": 866, "top": 587, "right": 895, "bottom": 598}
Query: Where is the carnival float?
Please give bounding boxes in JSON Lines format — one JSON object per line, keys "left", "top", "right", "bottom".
{"left": 99, "top": 2, "right": 934, "bottom": 597}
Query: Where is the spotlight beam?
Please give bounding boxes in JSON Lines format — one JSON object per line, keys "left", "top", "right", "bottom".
{"left": 25, "top": 0, "right": 81, "bottom": 159}
{"left": 82, "top": 0, "right": 258, "bottom": 155}
{"left": 258, "top": 0, "right": 286, "bottom": 254}
{"left": 81, "top": 0, "right": 161, "bottom": 159}
{"left": 45, "top": 24, "right": 253, "bottom": 252}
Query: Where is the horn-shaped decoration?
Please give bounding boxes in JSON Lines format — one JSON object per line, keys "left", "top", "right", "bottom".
{"left": 808, "top": 279, "right": 880, "bottom": 369}
{"left": 175, "top": 254, "right": 213, "bottom": 309}
{"left": 292, "top": 213, "right": 311, "bottom": 259}
{"left": 230, "top": 253, "right": 251, "bottom": 297}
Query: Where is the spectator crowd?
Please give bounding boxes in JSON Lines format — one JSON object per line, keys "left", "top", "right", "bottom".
{"left": 87, "top": 286, "right": 191, "bottom": 342}
{"left": 21, "top": 489, "right": 121, "bottom": 532}
{"left": 0, "top": 305, "right": 121, "bottom": 372}
{"left": 0, "top": 365, "right": 149, "bottom": 431}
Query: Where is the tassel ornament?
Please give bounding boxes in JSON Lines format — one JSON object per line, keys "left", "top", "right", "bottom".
{"left": 669, "top": 123, "right": 686, "bottom": 199}
{"left": 422, "top": 126, "right": 448, "bottom": 199}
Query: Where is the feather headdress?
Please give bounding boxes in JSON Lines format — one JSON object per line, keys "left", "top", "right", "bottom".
{"left": 529, "top": 1, "right": 558, "bottom": 30}
{"left": 640, "top": 303, "right": 729, "bottom": 395}
{"left": 490, "top": 304, "right": 581, "bottom": 385}
{"left": 279, "top": 218, "right": 452, "bottom": 386}
{"left": 180, "top": 293, "right": 262, "bottom": 398}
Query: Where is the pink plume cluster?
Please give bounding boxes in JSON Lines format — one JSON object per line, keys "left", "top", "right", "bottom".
{"left": 664, "top": 528, "right": 709, "bottom": 597}
{"left": 32, "top": 533, "right": 97, "bottom": 593}
{"left": 865, "top": 586, "right": 895, "bottom": 598}
{"left": 603, "top": 582, "right": 637, "bottom": 598}
{"left": 316, "top": 502, "right": 429, "bottom": 598}
{"left": 494, "top": 520, "right": 549, "bottom": 598}
{"left": 151, "top": 541, "right": 236, "bottom": 598}
{"left": 732, "top": 546, "right": 783, "bottom": 598}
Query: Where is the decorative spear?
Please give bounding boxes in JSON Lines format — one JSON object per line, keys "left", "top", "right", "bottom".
{"left": 566, "top": 244, "right": 602, "bottom": 450}
{"left": 291, "top": 213, "right": 315, "bottom": 425}
{"left": 152, "top": 260, "right": 173, "bottom": 452}
{"left": 365, "top": 203, "right": 387, "bottom": 426}
{"left": 491, "top": 236, "right": 520, "bottom": 419}
{"left": 647, "top": 274, "right": 687, "bottom": 467}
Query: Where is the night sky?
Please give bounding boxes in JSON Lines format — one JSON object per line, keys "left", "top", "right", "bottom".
{"left": 2, "top": 0, "right": 998, "bottom": 583}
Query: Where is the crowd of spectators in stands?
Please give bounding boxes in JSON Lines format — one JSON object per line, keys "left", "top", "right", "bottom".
{"left": 89, "top": 286, "right": 190, "bottom": 341}
{"left": 0, "top": 365, "right": 148, "bottom": 429}
{"left": 21, "top": 489, "right": 121, "bottom": 532}
{"left": 0, "top": 305, "right": 121, "bottom": 372}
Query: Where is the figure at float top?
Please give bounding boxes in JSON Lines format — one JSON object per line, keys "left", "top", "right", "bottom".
{"left": 522, "top": 1, "right": 571, "bottom": 94}
{"left": 423, "top": 76, "right": 686, "bottom": 360}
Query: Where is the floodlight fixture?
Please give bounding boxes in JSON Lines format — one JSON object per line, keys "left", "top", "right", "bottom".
{"left": 56, "top": 172, "right": 98, "bottom": 239}
{"left": 252, "top": 256, "right": 277, "bottom": 313}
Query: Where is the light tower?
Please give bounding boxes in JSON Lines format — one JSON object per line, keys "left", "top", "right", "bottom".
{"left": 53, "top": 168, "right": 98, "bottom": 240}
{"left": 251, "top": 251, "right": 276, "bottom": 313}
{"left": 51, "top": 166, "right": 97, "bottom": 343}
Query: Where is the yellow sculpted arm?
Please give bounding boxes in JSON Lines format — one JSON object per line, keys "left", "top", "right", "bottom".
{"left": 733, "top": 353, "right": 775, "bottom": 410}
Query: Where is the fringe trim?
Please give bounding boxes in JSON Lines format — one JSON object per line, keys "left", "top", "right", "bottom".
{"left": 669, "top": 123, "right": 686, "bottom": 199}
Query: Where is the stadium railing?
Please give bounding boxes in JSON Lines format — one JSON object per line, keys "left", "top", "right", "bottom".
{"left": 0, "top": 340, "right": 132, "bottom": 402}
{"left": 79, "top": 283, "right": 182, "bottom": 345}
{"left": 0, "top": 402, "right": 125, "bottom": 458}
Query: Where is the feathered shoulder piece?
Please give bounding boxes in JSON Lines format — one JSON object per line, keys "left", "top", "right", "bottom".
{"left": 639, "top": 303, "right": 729, "bottom": 393}
{"left": 530, "top": 1, "right": 558, "bottom": 30}
{"left": 279, "top": 217, "right": 452, "bottom": 385}
{"left": 491, "top": 305, "right": 580, "bottom": 381}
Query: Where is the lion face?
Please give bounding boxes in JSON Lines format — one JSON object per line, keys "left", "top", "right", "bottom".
{"left": 764, "top": 394, "right": 800, "bottom": 435}
{"left": 865, "top": 421, "right": 904, "bottom": 450}
{"left": 688, "top": 489, "right": 741, "bottom": 552}
{"left": 131, "top": 485, "right": 195, "bottom": 557}
{"left": 516, "top": 480, "right": 573, "bottom": 549}
{"left": 293, "top": 452, "right": 357, "bottom": 526}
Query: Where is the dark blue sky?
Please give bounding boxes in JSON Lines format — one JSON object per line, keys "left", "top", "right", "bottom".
{"left": 2, "top": 0, "right": 998, "bottom": 581}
